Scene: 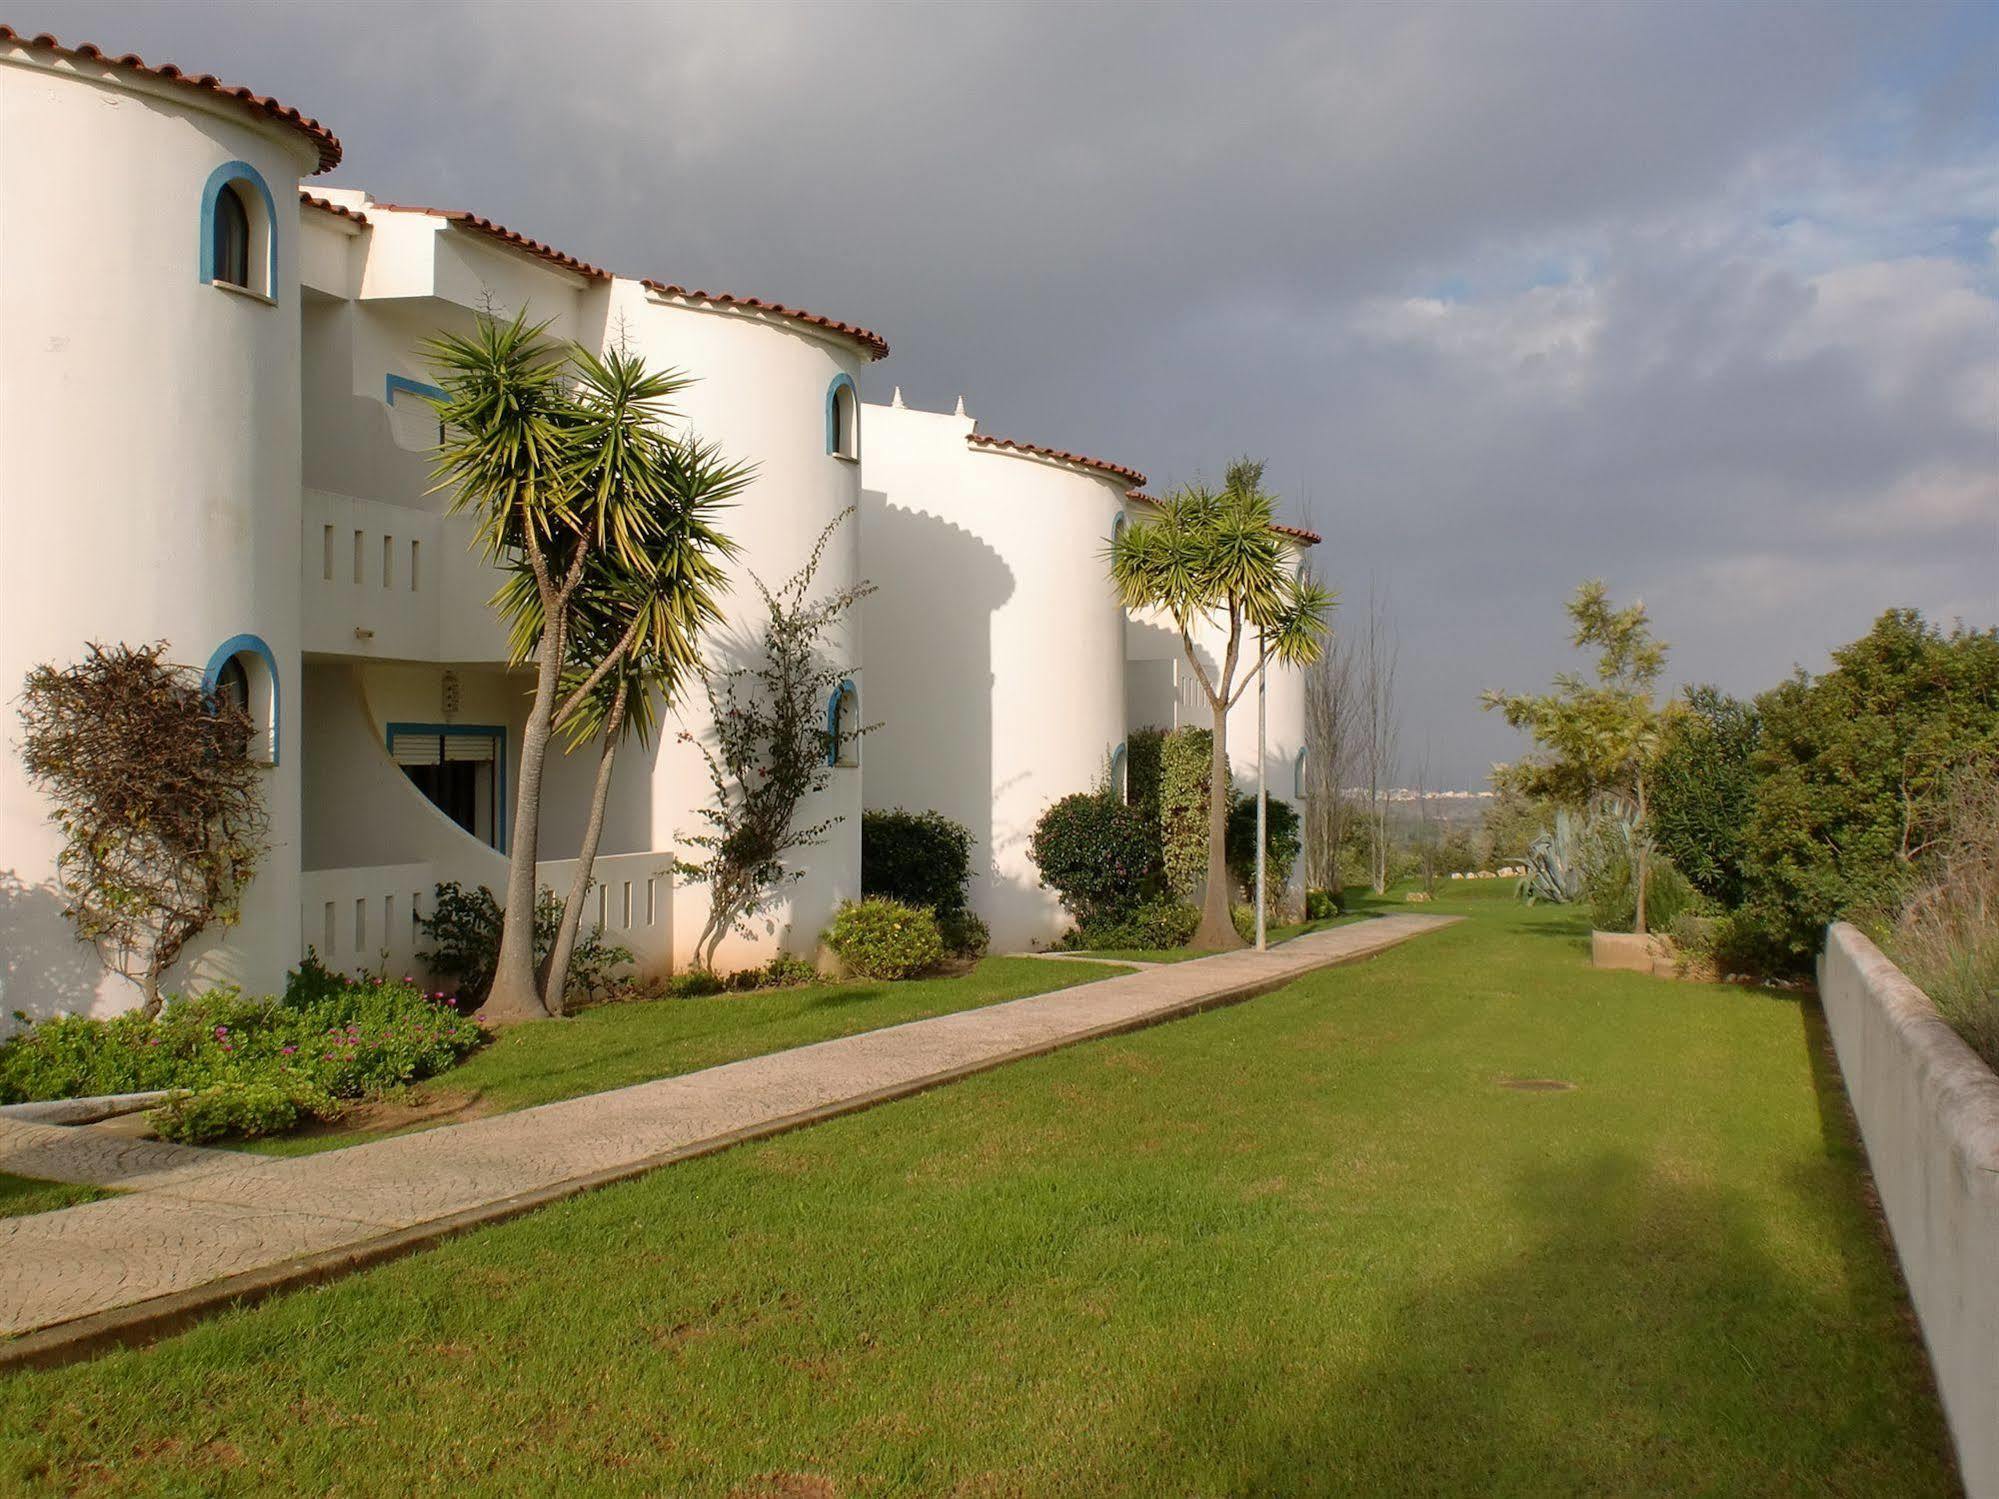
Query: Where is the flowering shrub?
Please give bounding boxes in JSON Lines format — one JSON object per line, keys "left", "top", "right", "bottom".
{"left": 152, "top": 1079, "right": 331, "bottom": 1145}
{"left": 0, "top": 958, "right": 486, "bottom": 1142}
{"left": 825, "top": 898, "right": 945, "bottom": 980}
{"left": 417, "top": 881, "right": 630, "bottom": 1005}
{"left": 1029, "top": 792, "right": 1160, "bottom": 925}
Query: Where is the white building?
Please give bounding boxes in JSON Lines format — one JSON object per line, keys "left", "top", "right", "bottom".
{"left": 0, "top": 29, "right": 1314, "bottom": 1021}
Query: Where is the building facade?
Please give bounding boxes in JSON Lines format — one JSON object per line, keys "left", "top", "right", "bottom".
{"left": 0, "top": 29, "right": 1313, "bottom": 1022}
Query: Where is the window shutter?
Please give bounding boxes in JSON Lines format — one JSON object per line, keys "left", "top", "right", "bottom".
{"left": 390, "top": 731, "right": 442, "bottom": 767}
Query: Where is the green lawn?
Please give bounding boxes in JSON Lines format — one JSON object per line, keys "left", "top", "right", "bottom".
{"left": 0, "top": 891, "right": 1953, "bottom": 1494}
{"left": 0, "top": 1173, "right": 110, "bottom": 1221}
{"left": 240, "top": 955, "right": 1124, "bottom": 1157}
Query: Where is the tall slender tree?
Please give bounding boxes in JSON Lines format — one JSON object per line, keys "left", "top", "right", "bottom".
{"left": 1484, "top": 580, "right": 1677, "bottom": 933}
{"left": 426, "top": 319, "right": 730, "bottom": 1020}
{"left": 1109, "top": 459, "right": 1333, "bottom": 949}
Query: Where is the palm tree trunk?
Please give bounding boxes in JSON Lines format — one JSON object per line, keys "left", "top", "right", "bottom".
{"left": 483, "top": 630, "right": 564, "bottom": 1023}
{"left": 543, "top": 685, "right": 627, "bottom": 1016}
{"left": 1194, "top": 699, "right": 1244, "bottom": 950}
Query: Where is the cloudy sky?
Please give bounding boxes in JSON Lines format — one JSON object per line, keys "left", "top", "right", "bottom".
{"left": 55, "top": 0, "right": 1999, "bottom": 784}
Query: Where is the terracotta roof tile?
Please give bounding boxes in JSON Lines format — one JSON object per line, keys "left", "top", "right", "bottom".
{"left": 968, "top": 433, "right": 1146, "bottom": 488}
{"left": 299, "top": 191, "right": 367, "bottom": 227}
{"left": 1125, "top": 490, "right": 1321, "bottom": 547}
{"left": 372, "top": 203, "right": 611, "bottom": 280}
{"left": 0, "top": 26, "right": 341, "bottom": 173}
{"left": 641, "top": 280, "right": 890, "bottom": 362}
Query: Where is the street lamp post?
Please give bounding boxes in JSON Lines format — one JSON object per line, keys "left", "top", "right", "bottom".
{"left": 1255, "top": 627, "right": 1268, "bottom": 952}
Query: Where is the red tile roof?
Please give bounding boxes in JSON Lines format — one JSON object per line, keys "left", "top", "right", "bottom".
{"left": 641, "top": 280, "right": 890, "bottom": 362}
{"left": 0, "top": 26, "right": 341, "bottom": 173}
{"left": 358, "top": 207, "right": 891, "bottom": 360}
{"left": 299, "top": 191, "right": 367, "bottom": 227}
{"left": 968, "top": 433, "right": 1146, "bottom": 489}
{"left": 372, "top": 203, "right": 612, "bottom": 281}
{"left": 1125, "top": 490, "right": 1322, "bottom": 547}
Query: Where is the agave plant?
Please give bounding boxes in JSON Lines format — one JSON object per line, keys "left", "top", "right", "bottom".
{"left": 1518, "top": 808, "right": 1587, "bottom": 904}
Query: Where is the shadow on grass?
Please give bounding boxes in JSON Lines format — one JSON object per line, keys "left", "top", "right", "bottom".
{"left": 1150, "top": 1148, "right": 1957, "bottom": 1495}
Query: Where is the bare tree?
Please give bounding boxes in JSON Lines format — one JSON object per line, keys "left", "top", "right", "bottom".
{"left": 1360, "top": 578, "right": 1401, "bottom": 893}
{"left": 1415, "top": 739, "right": 1435, "bottom": 895}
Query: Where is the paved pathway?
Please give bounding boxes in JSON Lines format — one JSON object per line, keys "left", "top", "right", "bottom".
{"left": 0, "top": 914, "right": 1455, "bottom": 1364}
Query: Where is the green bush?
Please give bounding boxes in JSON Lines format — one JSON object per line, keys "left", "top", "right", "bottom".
{"left": 152, "top": 1079, "right": 334, "bottom": 1145}
{"left": 1227, "top": 794, "right": 1302, "bottom": 905}
{"left": 1125, "top": 727, "right": 1166, "bottom": 836}
{"left": 1160, "top": 728, "right": 1212, "bottom": 896}
{"left": 937, "top": 908, "right": 991, "bottom": 959}
{"left": 1582, "top": 834, "right": 1701, "bottom": 935}
{"left": 862, "top": 809, "right": 974, "bottom": 915}
{"left": 1650, "top": 686, "right": 1761, "bottom": 906}
{"left": 1305, "top": 889, "right": 1342, "bottom": 919}
{"left": 1028, "top": 792, "right": 1160, "bottom": 924}
{"left": 1065, "top": 899, "right": 1199, "bottom": 952}
{"left": 0, "top": 962, "right": 486, "bottom": 1142}
{"left": 825, "top": 898, "right": 946, "bottom": 980}
{"left": 417, "top": 881, "right": 632, "bottom": 1004}
{"left": 1740, "top": 611, "right": 1999, "bottom": 968}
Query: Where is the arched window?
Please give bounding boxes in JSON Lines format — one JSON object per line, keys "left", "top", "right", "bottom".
{"left": 1109, "top": 742, "right": 1128, "bottom": 802}
{"left": 1112, "top": 511, "right": 1128, "bottom": 543}
{"left": 213, "top": 186, "right": 251, "bottom": 288}
{"left": 1295, "top": 747, "right": 1309, "bottom": 800}
{"left": 203, "top": 634, "right": 280, "bottom": 765}
{"left": 826, "top": 374, "right": 859, "bottom": 460}
{"left": 825, "top": 679, "right": 859, "bottom": 767}
{"left": 199, "top": 161, "right": 278, "bottom": 299}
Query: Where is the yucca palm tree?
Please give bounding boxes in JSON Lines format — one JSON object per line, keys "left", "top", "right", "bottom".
{"left": 529, "top": 433, "right": 748, "bottom": 1012}
{"left": 1109, "top": 459, "right": 1333, "bottom": 949}
{"left": 426, "top": 317, "right": 738, "bottom": 1019}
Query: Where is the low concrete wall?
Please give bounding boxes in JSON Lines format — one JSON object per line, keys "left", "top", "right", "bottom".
{"left": 1819, "top": 922, "right": 1999, "bottom": 1497}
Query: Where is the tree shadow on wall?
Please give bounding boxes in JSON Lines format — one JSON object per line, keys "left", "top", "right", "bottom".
{"left": 0, "top": 871, "right": 108, "bottom": 1022}
{"left": 1117, "top": 1148, "right": 1958, "bottom": 1495}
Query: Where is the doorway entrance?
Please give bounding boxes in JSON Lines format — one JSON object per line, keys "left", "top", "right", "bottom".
{"left": 388, "top": 723, "right": 505, "bottom": 851}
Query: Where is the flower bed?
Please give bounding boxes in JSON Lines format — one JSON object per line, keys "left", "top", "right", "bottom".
{"left": 0, "top": 957, "right": 485, "bottom": 1143}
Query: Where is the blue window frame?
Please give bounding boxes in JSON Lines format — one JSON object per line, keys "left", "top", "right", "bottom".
{"left": 825, "top": 373, "right": 859, "bottom": 458}
{"left": 1109, "top": 741, "right": 1128, "bottom": 802}
{"left": 386, "top": 374, "right": 447, "bottom": 406}
{"left": 198, "top": 161, "right": 279, "bottom": 297}
{"left": 202, "top": 633, "right": 280, "bottom": 765}
{"left": 825, "top": 680, "right": 858, "bottom": 767}
{"left": 1295, "top": 747, "right": 1308, "bottom": 799}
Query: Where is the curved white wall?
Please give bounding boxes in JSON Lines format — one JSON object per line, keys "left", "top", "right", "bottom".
{"left": 860, "top": 403, "right": 1128, "bottom": 950}
{"left": 0, "top": 48, "right": 315, "bottom": 1018}
{"left": 608, "top": 283, "right": 871, "bottom": 968}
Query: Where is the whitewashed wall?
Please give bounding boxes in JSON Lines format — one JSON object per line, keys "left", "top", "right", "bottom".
{"left": 860, "top": 402, "right": 1128, "bottom": 950}
{"left": 1819, "top": 923, "right": 1999, "bottom": 1497}
{"left": 0, "top": 46, "right": 318, "bottom": 1019}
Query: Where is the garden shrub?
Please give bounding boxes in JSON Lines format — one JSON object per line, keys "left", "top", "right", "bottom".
{"left": 1305, "top": 889, "right": 1342, "bottom": 920}
{"left": 1650, "top": 686, "right": 1761, "bottom": 906}
{"left": 825, "top": 898, "right": 945, "bottom": 980}
{"left": 1739, "top": 611, "right": 1999, "bottom": 967}
{"left": 1227, "top": 794, "right": 1302, "bottom": 906}
{"left": 734, "top": 953, "right": 820, "bottom": 991}
{"left": 1159, "top": 728, "right": 1212, "bottom": 896}
{"left": 1029, "top": 792, "right": 1160, "bottom": 924}
{"left": 0, "top": 961, "right": 485, "bottom": 1142}
{"left": 1581, "top": 828, "right": 1700, "bottom": 935}
{"left": 1064, "top": 899, "right": 1199, "bottom": 952}
{"left": 417, "top": 881, "right": 631, "bottom": 1005}
{"left": 937, "top": 907, "right": 991, "bottom": 959}
{"left": 1125, "top": 727, "right": 1166, "bottom": 836}
{"left": 862, "top": 808, "right": 975, "bottom": 915}
{"left": 152, "top": 1079, "right": 334, "bottom": 1145}
{"left": 1880, "top": 770, "right": 1999, "bottom": 1070}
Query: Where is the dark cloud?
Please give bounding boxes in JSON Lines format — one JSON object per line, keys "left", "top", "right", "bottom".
{"left": 46, "top": 0, "right": 1999, "bottom": 782}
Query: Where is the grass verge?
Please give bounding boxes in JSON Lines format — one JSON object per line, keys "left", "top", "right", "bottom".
{"left": 0, "top": 1173, "right": 111, "bottom": 1221}
{"left": 239, "top": 955, "right": 1124, "bottom": 1157}
{"left": 0, "top": 891, "right": 1951, "bottom": 1493}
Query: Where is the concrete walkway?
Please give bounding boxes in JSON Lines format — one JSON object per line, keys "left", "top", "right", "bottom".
{"left": 0, "top": 914, "right": 1455, "bottom": 1366}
